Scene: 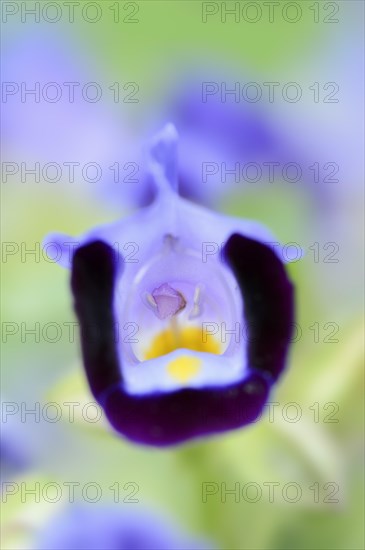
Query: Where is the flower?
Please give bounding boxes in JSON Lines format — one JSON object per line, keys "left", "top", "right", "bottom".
{"left": 45, "top": 124, "right": 294, "bottom": 446}
{"left": 0, "top": 418, "right": 29, "bottom": 485}
{"left": 35, "top": 504, "right": 216, "bottom": 550}
{"left": 161, "top": 74, "right": 312, "bottom": 207}
{"left": 4, "top": 32, "right": 320, "bottom": 215}
{"left": 2, "top": 30, "right": 151, "bottom": 208}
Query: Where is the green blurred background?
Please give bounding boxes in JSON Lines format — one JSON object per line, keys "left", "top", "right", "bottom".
{"left": 1, "top": 1, "right": 364, "bottom": 549}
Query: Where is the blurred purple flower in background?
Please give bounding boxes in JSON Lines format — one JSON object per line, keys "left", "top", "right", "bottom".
{"left": 3, "top": 31, "right": 315, "bottom": 212}
{"left": 36, "top": 504, "right": 216, "bottom": 550}
{"left": 2, "top": 30, "right": 151, "bottom": 208}
{"left": 45, "top": 125, "right": 294, "bottom": 446}
{"left": 0, "top": 408, "right": 29, "bottom": 485}
{"left": 163, "top": 75, "right": 312, "bottom": 207}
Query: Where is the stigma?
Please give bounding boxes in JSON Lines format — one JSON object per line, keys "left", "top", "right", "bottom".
{"left": 146, "top": 283, "right": 186, "bottom": 320}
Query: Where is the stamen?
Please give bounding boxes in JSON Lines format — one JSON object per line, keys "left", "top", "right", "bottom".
{"left": 189, "top": 284, "right": 203, "bottom": 320}
{"left": 163, "top": 234, "right": 179, "bottom": 250}
{"left": 146, "top": 293, "right": 157, "bottom": 309}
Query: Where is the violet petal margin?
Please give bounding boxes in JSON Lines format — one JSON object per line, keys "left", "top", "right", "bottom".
{"left": 223, "top": 233, "right": 295, "bottom": 383}
{"left": 71, "top": 236, "right": 294, "bottom": 447}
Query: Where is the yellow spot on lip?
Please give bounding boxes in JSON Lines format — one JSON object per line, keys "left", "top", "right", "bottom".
{"left": 144, "top": 326, "right": 221, "bottom": 361}
{"left": 167, "top": 355, "right": 202, "bottom": 383}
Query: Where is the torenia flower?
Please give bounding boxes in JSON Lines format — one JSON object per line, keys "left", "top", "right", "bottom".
{"left": 165, "top": 76, "right": 310, "bottom": 207}
{"left": 0, "top": 407, "right": 29, "bottom": 484}
{"left": 45, "top": 125, "right": 294, "bottom": 446}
